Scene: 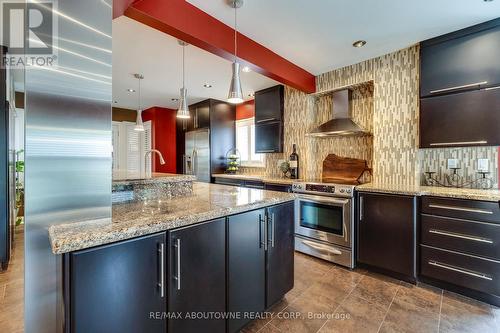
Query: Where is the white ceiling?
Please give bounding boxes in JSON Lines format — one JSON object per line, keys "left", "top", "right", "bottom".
{"left": 187, "top": 0, "right": 500, "bottom": 75}
{"left": 112, "top": 16, "right": 278, "bottom": 110}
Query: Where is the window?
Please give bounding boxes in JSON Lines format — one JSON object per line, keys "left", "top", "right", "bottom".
{"left": 235, "top": 118, "right": 265, "bottom": 167}
{"left": 112, "top": 121, "right": 152, "bottom": 179}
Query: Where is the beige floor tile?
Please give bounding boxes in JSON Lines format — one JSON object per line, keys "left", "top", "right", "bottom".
{"left": 348, "top": 274, "right": 399, "bottom": 309}
{"left": 395, "top": 282, "right": 442, "bottom": 313}
{"left": 380, "top": 296, "right": 440, "bottom": 333}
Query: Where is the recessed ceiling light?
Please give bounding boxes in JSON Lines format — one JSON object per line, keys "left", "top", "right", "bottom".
{"left": 352, "top": 40, "right": 367, "bottom": 48}
{"left": 242, "top": 66, "right": 251, "bottom": 73}
{"left": 483, "top": 0, "right": 494, "bottom": 2}
{"left": 203, "top": 83, "right": 212, "bottom": 88}
{"left": 113, "top": 100, "right": 118, "bottom": 104}
{"left": 171, "top": 98, "right": 179, "bottom": 102}
{"left": 127, "top": 88, "right": 136, "bottom": 92}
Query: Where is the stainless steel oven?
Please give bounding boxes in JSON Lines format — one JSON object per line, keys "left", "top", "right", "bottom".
{"left": 292, "top": 182, "right": 355, "bottom": 268}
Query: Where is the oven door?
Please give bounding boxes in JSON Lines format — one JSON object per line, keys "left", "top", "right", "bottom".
{"left": 295, "top": 194, "right": 351, "bottom": 248}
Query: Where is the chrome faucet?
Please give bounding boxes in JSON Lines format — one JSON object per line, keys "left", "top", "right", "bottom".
{"left": 144, "top": 149, "right": 166, "bottom": 177}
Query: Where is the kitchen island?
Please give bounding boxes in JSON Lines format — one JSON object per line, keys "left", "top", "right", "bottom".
{"left": 50, "top": 182, "right": 295, "bottom": 333}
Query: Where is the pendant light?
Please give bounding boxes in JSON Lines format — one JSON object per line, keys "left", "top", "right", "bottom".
{"left": 227, "top": 0, "right": 244, "bottom": 104}
{"left": 134, "top": 73, "right": 145, "bottom": 132}
{"left": 177, "top": 40, "right": 190, "bottom": 119}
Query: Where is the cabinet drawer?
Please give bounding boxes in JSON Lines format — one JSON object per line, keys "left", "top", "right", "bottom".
{"left": 214, "top": 177, "right": 243, "bottom": 187}
{"left": 421, "top": 197, "right": 500, "bottom": 223}
{"left": 264, "top": 183, "right": 292, "bottom": 193}
{"left": 244, "top": 180, "right": 265, "bottom": 189}
{"left": 421, "top": 215, "right": 500, "bottom": 259}
{"left": 420, "top": 245, "right": 500, "bottom": 297}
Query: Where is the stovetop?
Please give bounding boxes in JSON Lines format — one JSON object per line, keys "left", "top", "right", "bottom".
{"left": 292, "top": 180, "right": 356, "bottom": 198}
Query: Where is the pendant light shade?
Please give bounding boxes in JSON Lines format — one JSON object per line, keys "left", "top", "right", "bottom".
{"left": 177, "top": 40, "right": 191, "bottom": 119}
{"left": 227, "top": 62, "right": 243, "bottom": 104}
{"left": 227, "top": 0, "right": 244, "bottom": 104}
{"left": 177, "top": 87, "right": 190, "bottom": 119}
{"left": 134, "top": 109, "right": 144, "bottom": 131}
{"left": 133, "top": 73, "right": 145, "bottom": 132}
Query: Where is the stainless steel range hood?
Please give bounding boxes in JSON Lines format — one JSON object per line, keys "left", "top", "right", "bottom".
{"left": 307, "top": 89, "right": 371, "bottom": 137}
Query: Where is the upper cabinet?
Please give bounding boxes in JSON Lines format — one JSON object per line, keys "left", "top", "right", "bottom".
{"left": 188, "top": 100, "right": 211, "bottom": 131}
{"left": 420, "top": 21, "right": 500, "bottom": 97}
{"left": 255, "top": 85, "right": 284, "bottom": 123}
{"left": 254, "top": 85, "right": 284, "bottom": 153}
{"left": 419, "top": 18, "right": 500, "bottom": 148}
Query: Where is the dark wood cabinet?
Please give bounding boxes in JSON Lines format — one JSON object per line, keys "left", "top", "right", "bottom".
{"left": 419, "top": 196, "right": 500, "bottom": 306}
{"left": 419, "top": 18, "right": 500, "bottom": 148}
{"left": 255, "top": 85, "right": 284, "bottom": 153}
{"left": 420, "top": 19, "right": 500, "bottom": 97}
{"left": 255, "top": 121, "right": 283, "bottom": 153}
{"left": 255, "top": 85, "right": 284, "bottom": 123}
{"left": 419, "top": 88, "right": 500, "bottom": 148}
{"left": 192, "top": 102, "right": 210, "bottom": 129}
{"left": 357, "top": 192, "right": 416, "bottom": 282}
{"left": 264, "top": 183, "right": 292, "bottom": 193}
{"left": 66, "top": 233, "right": 167, "bottom": 333}
{"left": 168, "top": 219, "right": 226, "bottom": 333}
{"left": 227, "top": 209, "right": 266, "bottom": 333}
{"left": 266, "top": 201, "right": 294, "bottom": 307}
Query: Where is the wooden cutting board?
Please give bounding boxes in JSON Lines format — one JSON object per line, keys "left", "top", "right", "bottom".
{"left": 322, "top": 154, "right": 370, "bottom": 184}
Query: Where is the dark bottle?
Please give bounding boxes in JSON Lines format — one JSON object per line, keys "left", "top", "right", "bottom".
{"left": 289, "top": 144, "right": 299, "bottom": 179}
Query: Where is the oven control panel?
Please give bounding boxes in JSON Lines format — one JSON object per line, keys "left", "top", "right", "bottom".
{"left": 292, "top": 182, "right": 355, "bottom": 197}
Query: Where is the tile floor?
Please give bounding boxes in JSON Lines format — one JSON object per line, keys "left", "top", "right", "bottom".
{"left": 242, "top": 252, "right": 500, "bottom": 333}
{"left": 0, "top": 236, "right": 498, "bottom": 333}
{"left": 0, "top": 226, "right": 24, "bottom": 333}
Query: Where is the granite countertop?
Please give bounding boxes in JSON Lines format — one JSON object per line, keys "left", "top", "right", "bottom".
{"left": 112, "top": 173, "right": 196, "bottom": 186}
{"left": 212, "top": 173, "right": 302, "bottom": 185}
{"left": 49, "top": 182, "right": 295, "bottom": 254}
{"left": 356, "top": 183, "right": 500, "bottom": 202}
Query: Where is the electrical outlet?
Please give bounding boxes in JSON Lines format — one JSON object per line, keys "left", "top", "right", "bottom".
{"left": 447, "top": 158, "right": 459, "bottom": 169}
{"left": 478, "top": 159, "right": 489, "bottom": 172}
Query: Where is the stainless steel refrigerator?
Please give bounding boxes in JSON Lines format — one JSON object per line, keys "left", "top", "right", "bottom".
{"left": 184, "top": 129, "right": 210, "bottom": 182}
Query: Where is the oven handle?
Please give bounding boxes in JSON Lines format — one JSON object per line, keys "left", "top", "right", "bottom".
{"left": 343, "top": 221, "right": 348, "bottom": 243}
{"left": 300, "top": 239, "right": 342, "bottom": 255}
{"left": 297, "top": 196, "right": 349, "bottom": 206}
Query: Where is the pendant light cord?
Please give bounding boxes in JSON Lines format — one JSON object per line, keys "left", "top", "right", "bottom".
{"left": 234, "top": 5, "right": 237, "bottom": 62}
{"left": 138, "top": 76, "right": 141, "bottom": 110}
{"left": 182, "top": 44, "right": 185, "bottom": 88}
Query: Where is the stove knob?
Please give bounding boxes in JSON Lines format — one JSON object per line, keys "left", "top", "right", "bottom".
{"left": 340, "top": 189, "right": 345, "bottom": 193}
{"left": 346, "top": 189, "right": 352, "bottom": 193}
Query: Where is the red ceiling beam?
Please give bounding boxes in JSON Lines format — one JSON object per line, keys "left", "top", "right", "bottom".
{"left": 123, "top": 0, "right": 316, "bottom": 93}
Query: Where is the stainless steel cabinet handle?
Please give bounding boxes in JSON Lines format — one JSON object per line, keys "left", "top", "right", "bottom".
{"left": 485, "top": 85, "right": 500, "bottom": 91}
{"left": 429, "top": 229, "right": 493, "bottom": 244}
{"left": 264, "top": 214, "right": 268, "bottom": 251}
{"left": 301, "top": 239, "right": 342, "bottom": 255}
{"left": 429, "top": 141, "right": 487, "bottom": 147}
{"left": 428, "top": 260, "right": 492, "bottom": 281}
{"left": 173, "top": 239, "right": 181, "bottom": 290}
{"left": 256, "top": 118, "right": 277, "bottom": 123}
{"left": 428, "top": 204, "right": 493, "bottom": 215}
{"left": 158, "top": 243, "right": 165, "bottom": 298}
{"left": 429, "top": 81, "right": 487, "bottom": 94}
{"left": 268, "top": 213, "right": 275, "bottom": 248}
{"left": 259, "top": 214, "right": 265, "bottom": 249}
{"left": 359, "top": 196, "right": 364, "bottom": 221}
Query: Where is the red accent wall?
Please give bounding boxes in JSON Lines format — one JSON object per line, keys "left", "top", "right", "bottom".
{"left": 236, "top": 100, "right": 255, "bottom": 120}
{"left": 142, "top": 107, "right": 177, "bottom": 173}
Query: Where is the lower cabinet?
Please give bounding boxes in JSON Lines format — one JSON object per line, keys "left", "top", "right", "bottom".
{"left": 168, "top": 218, "right": 226, "bottom": 333}
{"left": 357, "top": 192, "right": 416, "bottom": 282}
{"left": 64, "top": 202, "right": 295, "bottom": 333}
{"left": 66, "top": 233, "right": 167, "bottom": 333}
{"left": 227, "top": 202, "right": 295, "bottom": 332}
{"left": 264, "top": 183, "right": 292, "bottom": 193}
{"left": 227, "top": 208, "right": 266, "bottom": 332}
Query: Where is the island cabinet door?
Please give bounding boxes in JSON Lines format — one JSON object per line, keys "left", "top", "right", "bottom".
{"left": 168, "top": 218, "right": 226, "bottom": 333}
{"left": 227, "top": 209, "right": 266, "bottom": 333}
{"left": 67, "top": 232, "right": 167, "bottom": 333}
{"left": 266, "top": 202, "right": 295, "bottom": 307}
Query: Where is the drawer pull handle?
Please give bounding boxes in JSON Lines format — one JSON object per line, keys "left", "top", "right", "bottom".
{"left": 428, "top": 204, "right": 493, "bottom": 215}
{"left": 429, "top": 141, "right": 487, "bottom": 147}
{"left": 429, "top": 229, "right": 493, "bottom": 244}
{"left": 429, "top": 81, "right": 487, "bottom": 94}
{"left": 256, "top": 118, "right": 277, "bottom": 123}
{"left": 485, "top": 86, "right": 500, "bottom": 91}
{"left": 301, "top": 239, "right": 342, "bottom": 255}
{"left": 428, "top": 260, "right": 492, "bottom": 281}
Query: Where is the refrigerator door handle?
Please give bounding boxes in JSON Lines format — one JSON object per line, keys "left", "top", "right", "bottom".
{"left": 192, "top": 149, "right": 197, "bottom": 176}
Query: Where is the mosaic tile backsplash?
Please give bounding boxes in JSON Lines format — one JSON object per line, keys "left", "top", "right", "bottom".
{"left": 256, "top": 44, "right": 499, "bottom": 188}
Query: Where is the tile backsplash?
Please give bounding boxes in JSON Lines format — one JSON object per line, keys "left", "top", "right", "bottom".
{"left": 246, "top": 44, "right": 499, "bottom": 189}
